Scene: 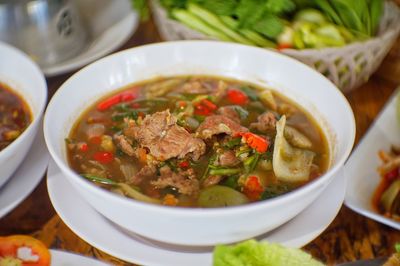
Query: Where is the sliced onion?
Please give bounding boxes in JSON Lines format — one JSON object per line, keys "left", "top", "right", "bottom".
{"left": 86, "top": 123, "right": 105, "bottom": 139}
{"left": 273, "top": 116, "right": 315, "bottom": 182}
{"left": 120, "top": 164, "right": 137, "bottom": 181}
{"left": 118, "top": 183, "right": 160, "bottom": 204}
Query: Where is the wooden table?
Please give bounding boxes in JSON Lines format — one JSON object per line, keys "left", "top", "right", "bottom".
{"left": 1, "top": 19, "right": 400, "bottom": 266}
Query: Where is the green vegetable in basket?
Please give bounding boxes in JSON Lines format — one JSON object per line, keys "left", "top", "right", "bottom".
{"left": 281, "top": 9, "right": 355, "bottom": 49}
{"left": 313, "top": 0, "right": 384, "bottom": 36}
{"left": 172, "top": 8, "right": 233, "bottom": 42}
{"left": 159, "top": 0, "right": 384, "bottom": 49}
{"left": 162, "top": 0, "right": 296, "bottom": 41}
{"left": 294, "top": 9, "right": 327, "bottom": 25}
{"left": 213, "top": 239, "right": 325, "bottom": 266}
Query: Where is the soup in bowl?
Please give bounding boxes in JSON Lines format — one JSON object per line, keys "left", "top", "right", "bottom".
{"left": 0, "top": 42, "right": 47, "bottom": 188}
{"left": 0, "top": 82, "right": 32, "bottom": 151}
{"left": 44, "top": 41, "right": 355, "bottom": 246}
{"left": 66, "top": 76, "right": 330, "bottom": 207}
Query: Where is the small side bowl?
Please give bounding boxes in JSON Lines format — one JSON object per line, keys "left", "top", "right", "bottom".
{"left": 0, "top": 42, "right": 47, "bottom": 188}
{"left": 44, "top": 41, "right": 355, "bottom": 246}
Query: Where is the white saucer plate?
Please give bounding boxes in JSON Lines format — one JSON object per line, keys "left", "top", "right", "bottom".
{"left": 42, "top": 4, "right": 139, "bottom": 77}
{"left": 0, "top": 128, "right": 49, "bottom": 219}
{"left": 51, "top": 249, "right": 110, "bottom": 266}
{"left": 47, "top": 160, "right": 345, "bottom": 266}
{"left": 345, "top": 90, "right": 400, "bottom": 230}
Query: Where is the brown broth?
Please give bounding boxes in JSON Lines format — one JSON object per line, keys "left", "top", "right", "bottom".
{"left": 0, "top": 82, "right": 32, "bottom": 151}
{"left": 67, "top": 76, "right": 329, "bottom": 207}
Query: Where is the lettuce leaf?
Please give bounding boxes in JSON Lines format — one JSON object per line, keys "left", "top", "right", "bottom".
{"left": 213, "top": 239, "right": 325, "bottom": 266}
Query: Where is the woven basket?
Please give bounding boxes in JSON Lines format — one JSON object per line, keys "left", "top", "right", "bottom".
{"left": 151, "top": 0, "right": 400, "bottom": 93}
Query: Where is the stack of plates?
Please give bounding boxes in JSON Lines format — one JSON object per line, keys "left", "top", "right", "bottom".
{"left": 47, "top": 162, "right": 346, "bottom": 265}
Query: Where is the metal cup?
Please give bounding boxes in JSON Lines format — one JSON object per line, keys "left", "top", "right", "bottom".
{"left": 0, "top": 0, "right": 88, "bottom": 68}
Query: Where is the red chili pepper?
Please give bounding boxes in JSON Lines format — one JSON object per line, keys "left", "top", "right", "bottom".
{"left": 97, "top": 92, "right": 136, "bottom": 111}
{"left": 277, "top": 43, "right": 293, "bottom": 51}
{"left": 94, "top": 151, "right": 114, "bottom": 164}
{"left": 238, "top": 132, "right": 269, "bottom": 153}
{"left": 193, "top": 99, "right": 218, "bottom": 116}
{"left": 201, "top": 99, "right": 217, "bottom": 111}
{"left": 243, "top": 176, "right": 263, "bottom": 201}
{"left": 177, "top": 101, "right": 187, "bottom": 108}
{"left": 227, "top": 89, "right": 248, "bottom": 105}
{"left": 194, "top": 104, "right": 212, "bottom": 116}
{"left": 384, "top": 168, "right": 399, "bottom": 182}
{"left": 78, "top": 142, "right": 88, "bottom": 152}
{"left": 178, "top": 161, "right": 189, "bottom": 169}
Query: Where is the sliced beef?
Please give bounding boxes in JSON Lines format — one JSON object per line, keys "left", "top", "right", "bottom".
{"left": 124, "top": 110, "right": 206, "bottom": 161}
{"left": 114, "top": 134, "right": 136, "bottom": 157}
{"left": 151, "top": 166, "right": 199, "bottom": 196}
{"left": 130, "top": 164, "right": 156, "bottom": 185}
{"left": 250, "top": 112, "right": 277, "bottom": 133}
{"left": 196, "top": 115, "right": 248, "bottom": 139}
{"left": 217, "top": 106, "right": 240, "bottom": 123}
{"left": 218, "top": 150, "right": 240, "bottom": 167}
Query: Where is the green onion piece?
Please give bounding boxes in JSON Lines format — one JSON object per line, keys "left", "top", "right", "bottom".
{"left": 232, "top": 105, "right": 249, "bottom": 120}
{"left": 224, "top": 137, "right": 242, "bottom": 149}
{"left": 201, "top": 154, "right": 218, "bottom": 180}
{"left": 82, "top": 174, "right": 118, "bottom": 185}
{"left": 223, "top": 174, "right": 240, "bottom": 189}
{"left": 172, "top": 9, "right": 233, "bottom": 42}
{"left": 209, "top": 168, "right": 241, "bottom": 176}
{"left": 240, "top": 86, "right": 259, "bottom": 101}
{"left": 244, "top": 153, "right": 260, "bottom": 173}
{"left": 187, "top": 3, "right": 256, "bottom": 45}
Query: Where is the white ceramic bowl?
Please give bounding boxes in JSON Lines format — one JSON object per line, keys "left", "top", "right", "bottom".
{"left": 0, "top": 42, "right": 47, "bottom": 188}
{"left": 345, "top": 90, "right": 400, "bottom": 230}
{"left": 44, "top": 41, "right": 355, "bottom": 246}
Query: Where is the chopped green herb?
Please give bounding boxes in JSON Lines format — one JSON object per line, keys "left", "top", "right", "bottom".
{"left": 165, "top": 159, "right": 179, "bottom": 173}
{"left": 223, "top": 174, "right": 240, "bottom": 189}
{"left": 113, "top": 103, "right": 133, "bottom": 112}
{"left": 201, "top": 153, "right": 218, "bottom": 180}
{"left": 231, "top": 105, "right": 249, "bottom": 120}
{"left": 111, "top": 108, "right": 148, "bottom": 122}
{"left": 193, "top": 114, "right": 206, "bottom": 123}
{"left": 261, "top": 184, "right": 292, "bottom": 200}
{"left": 240, "top": 86, "right": 259, "bottom": 101}
{"left": 82, "top": 174, "right": 117, "bottom": 186}
{"left": 244, "top": 153, "right": 260, "bottom": 173}
{"left": 224, "top": 137, "right": 242, "bottom": 149}
{"left": 116, "top": 148, "right": 125, "bottom": 157}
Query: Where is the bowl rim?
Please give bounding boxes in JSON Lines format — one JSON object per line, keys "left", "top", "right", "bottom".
{"left": 44, "top": 40, "right": 356, "bottom": 215}
{"left": 0, "top": 42, "right": 47, "bottom": 158}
